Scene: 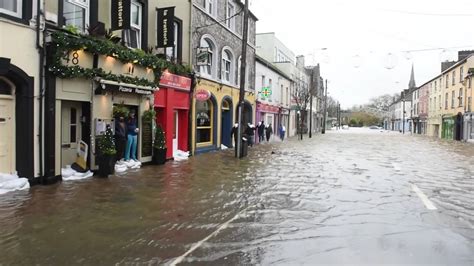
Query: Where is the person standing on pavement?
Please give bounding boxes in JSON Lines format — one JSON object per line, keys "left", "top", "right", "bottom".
{"left": 114, "top": 116, "right": 127, "bottom": 163}
{"left": 266, "top": 123, "right": 273, "bottom": 142}
{"left": 124, "top": 110, "right": 140, "bottom": 166}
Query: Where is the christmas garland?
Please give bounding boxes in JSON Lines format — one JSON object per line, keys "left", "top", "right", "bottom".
{"left": 49, "top": 31, "right": 190, "bottom": 87}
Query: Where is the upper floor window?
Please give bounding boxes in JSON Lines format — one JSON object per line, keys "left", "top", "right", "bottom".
{"left": 165, "top": 20, "right": 182, "bottom": 62}
{"left": 205, "top": 0, "right": 216, "bottom": 17}
{"left": 221, "top": 49, "right": 233, "bottom": 83}
{"left": 0, "top": 0, "right": 22, "bottom": 18}
{"left": 123, "top": 0, "right": 142, "bottom": 49}
{"left": 469, "top": 77, "right": 472, "bottom": 88}
{"left": 451, "top": 91, "right": 455, "bottom": 108}
{"left": 63, "top": 0, "right": 89, "bottom": 33}
{"left": 459, "top": 88, "right": 463, "bottom": 107}
{"left": 446, "top": 74, "right": 449, "bottom": 88}
{"left": 445, "top": 92, "right": 448, "bottom": 109}
{"left": 199, "top": 37, "right": 215, "bottom": 77}
{"left": 452, "top": 70, "right": 456, "bottom": 85}
{"left": 226, "top": 1, "right": 235, "bottom": 30}
{"left": 434, "top": 81, "right": 437, "bottom": 91}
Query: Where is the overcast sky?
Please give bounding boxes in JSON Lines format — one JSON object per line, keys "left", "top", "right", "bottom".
{"left": 251, "top": 0, "right": 474, "bottom": 109}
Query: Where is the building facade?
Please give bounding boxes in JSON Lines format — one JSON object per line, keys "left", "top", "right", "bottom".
{"left": 190, "top": 0, "right": 257, "bottom": 153}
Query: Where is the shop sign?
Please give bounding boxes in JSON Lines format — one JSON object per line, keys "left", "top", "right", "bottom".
{"left": 111, "top": 0, "right": 131, "bottom": 30}
{"left": 105, "top": 84, "right": 153, "bottom": 95}
{"left": 195, "top": 89, "right": 211, "bottom": 101}
{"left": 160, "top": 72, "right": 191, "bottom": 91}
{"left": 156, "top": 7, "right": 175, "bottom": 48}
{"left": 196, "top": 47, "right": 211, "bottom": 66}
{"left": 261, "top": 87, "right": 272, "bottom": 97}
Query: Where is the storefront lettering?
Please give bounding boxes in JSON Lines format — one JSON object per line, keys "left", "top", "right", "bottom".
{"left": 119, "top": 86, "right": 133, "bottom": 93}
{"left": 160, "top": 72, "right": 191, "bottom": 91}
{"left": 135, "top": 88, "right": 152, "bottom": 95}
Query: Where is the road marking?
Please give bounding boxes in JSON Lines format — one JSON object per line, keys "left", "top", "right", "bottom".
{"left": 412, "top": 184, "right": 437, "bottom": 210}
{"left": 170, "top": 205, "right": 252, "bottom": 266}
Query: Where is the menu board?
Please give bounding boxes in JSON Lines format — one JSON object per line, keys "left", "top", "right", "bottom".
{"left": 141, "top": 122, "right": 153, "bottom": 157}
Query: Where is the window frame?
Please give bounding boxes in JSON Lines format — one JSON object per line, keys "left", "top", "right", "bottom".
{"left": 458, "top": 88, "right": 463, "bottom": 107}
{"left": 199, "top": 36, "right": 216, "bottom": 78}
{"left": 165, "top": 18, "right": 183, "bottom": 62}
{"left": 445, "top": 92, "right": 448, "bottom": 110}
{"left": 460, "top": 66, "right": 464, "bottom": 82}
{"left": 221, "top": 49, "right": 233, "bottom": 83}
{"left": 451, "top": 91, "right": 455, "bottom": 109}
{"left": 62, "top": 0, "right": 90, "bottom": 33}
{"left": 0, "top": 0, "right": 22, "bottom": 18}
{"left": 452, "top": 70, "right": 456, "bottom": 85}
{"left": 226, "top": 1, "right": 235, "bottom": 31}
{"left": 205, "top": 0, "right": 216, "bottom": 17}
{"left": 196, "top": 99, "right": 214, "bottom": 147}
{"left": 123, "top": 0, "right": 142, "bottom": 49}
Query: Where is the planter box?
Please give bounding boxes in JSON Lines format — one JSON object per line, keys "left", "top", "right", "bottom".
{"left": 97, "top": 154, "right": 115, "bottom": 177}
{"left": 152, "top": 148, "right": 167, "bottom": 165}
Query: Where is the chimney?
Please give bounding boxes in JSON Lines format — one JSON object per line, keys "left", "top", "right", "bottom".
{"left": 296, "top": 55, "right": 305, "bottom": 69}
{"left": 441, "top": 61, "right": 456, "bottom": 72}
{"left": 458, "top": 50, "right": 474, "bottom": 61}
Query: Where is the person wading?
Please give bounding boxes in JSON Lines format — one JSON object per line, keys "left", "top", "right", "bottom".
{"left": 266, "top": 123, "right": 273, "bottom": 142}
{"left": 257, "top": 121, "right": 265, "bottom": 143}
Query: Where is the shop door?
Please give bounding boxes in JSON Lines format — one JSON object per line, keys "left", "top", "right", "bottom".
{"left": 173, "top": 111, "right": 178, "bottom": 153}
{"left": 221, "top": 103, "right": 232, "bottom": 147}
{"left": 0, "top": 98, "right": 14, "bottom": 173}
{"left": 61, "top": 101, "right": 82, "bottom": 168}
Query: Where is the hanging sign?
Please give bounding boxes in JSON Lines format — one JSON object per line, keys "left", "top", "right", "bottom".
{"left": 261, "top": 87, "right": 272, "bottom": 97}
{"left": 196, "top": 47, "right": 211, "bottom": 66}
{"left": 195, "top": 89, "right": 211, "bottom": 101}
{"left": 111, "top": 0, "right": 131, "bottom": 30}
{"left": 157, "top": 7, "right": 175, "bottom": 48}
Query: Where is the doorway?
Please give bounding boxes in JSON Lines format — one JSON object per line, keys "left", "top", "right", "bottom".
{"left": 173, "top": 111, "right": 178, "bottom": 153}
{"left": 455, "top": 113, "right": 463, "bottom": 141}
{"left": 61, "top": 101, "right": 83, "bottom": 168}
{"left": 0, "top": 97, "right": 14, "bottom": 174}
{"left": 221, "top": 98, "right": 232, "bottom": 147}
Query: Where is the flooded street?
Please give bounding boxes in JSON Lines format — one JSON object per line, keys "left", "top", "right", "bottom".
{"left": 1, "top": 129, "right": 473, "bottom": 265}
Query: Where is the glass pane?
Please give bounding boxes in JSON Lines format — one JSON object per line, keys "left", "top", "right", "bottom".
{"left": 131, "top": 2, "right": 140, "bottom": 26}
{"left": 0, "top": 0, "right": 17, "bottom": 12}
{"left": 197, "top": 129, "right": 211, "bottom": 143}
{"left": 64, "top": 2, "right": 85, "bottom": 32}
{"left": 70, "top": 108, "right": 77, "bottom": 124}
{"left": 196, "top": 100, "right": 211, "bottom": 127}
{"left": 70, "top": 125, "right": 77, "bottom": 143}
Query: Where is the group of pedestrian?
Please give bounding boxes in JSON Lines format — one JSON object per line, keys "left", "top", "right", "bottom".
{"left": 231, "top": 121, "right": 286, "bottom": 148}
{"left": 114, "top": 110, "right": 141, "bottom": 168}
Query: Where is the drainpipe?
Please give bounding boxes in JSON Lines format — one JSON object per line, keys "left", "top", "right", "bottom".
{"left": 36, "top": 0, "right": 45, "bottom": 181}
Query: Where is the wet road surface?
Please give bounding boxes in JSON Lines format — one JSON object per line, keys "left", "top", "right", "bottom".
{"left": 0, "top": 128, "right": 473, "bottom": 265}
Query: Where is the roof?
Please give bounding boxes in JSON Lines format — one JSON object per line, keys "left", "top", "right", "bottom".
{"left": 255, "top": 54, "right": 293, "bottom": 81}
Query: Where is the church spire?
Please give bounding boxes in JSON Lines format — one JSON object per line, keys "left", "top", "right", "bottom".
{"left": 408, "top": 64, "right": 416, "bottom": 89}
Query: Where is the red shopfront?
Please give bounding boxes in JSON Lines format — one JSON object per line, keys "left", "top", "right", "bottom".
{"left": 154, "top": 72, "right": 192, "bottom": 159}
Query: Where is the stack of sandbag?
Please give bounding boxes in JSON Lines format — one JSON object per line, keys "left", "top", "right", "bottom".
{"left": 61, "top": 165, "right": 93, "bottom": 181}
{"left": 173, "top": 150, "right": 190, "bottom": 161}
{"left": 0, "top": 173, "right": 30, "bottom": 195}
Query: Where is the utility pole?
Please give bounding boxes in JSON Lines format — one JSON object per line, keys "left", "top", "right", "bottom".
{"left": 309, "top": 69, "right": 313, "bottom": 138}
{"left": 322, "top": 79, "right": 328, "bottom": 134}
{"left": 236, "top": 0, "right": 249, "bottom": 158}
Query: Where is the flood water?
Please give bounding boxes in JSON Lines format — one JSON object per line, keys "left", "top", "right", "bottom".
{"left": 1, "top": 129, "right": 473, "bottom": 265}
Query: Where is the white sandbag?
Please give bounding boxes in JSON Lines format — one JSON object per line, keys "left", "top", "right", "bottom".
{"left": 0, "top": 173, "right": 30, "bottom": 194}
{"left": 62, "top": 170, "right": 94, "bottom": 181}
{"left": 221, "top": 144, "right": 228, "bottom": 150}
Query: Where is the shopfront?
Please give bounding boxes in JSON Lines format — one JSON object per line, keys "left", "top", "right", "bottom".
{"left": 154, "top": 72, "right": 192, "bottom": 159}
{"left": 191, "top": 79, "right": 256, "bottom": 154}
{"left": 442, "top": 115, "right": 455, "bottom": 140}
{"left": 256, "top": 101, "right": 279, "bottom": 141}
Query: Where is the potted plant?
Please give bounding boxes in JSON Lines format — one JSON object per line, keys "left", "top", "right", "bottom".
{"left": 96, "top": 125, "right": 117, "bottom": 177}
{"left": 113, "top": 104, "right": 129, "bottom": 119}
{"left": 142, "top": 109, "right": 156, "bottom": 123}
{"left": 152, "top": 125, "right": 167, "bottom": 165}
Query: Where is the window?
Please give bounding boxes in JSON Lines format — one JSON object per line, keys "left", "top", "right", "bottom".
{"left": 70, "top": 108, "right": 77, "bottom": 143}
{"left": 261, "top": 75, "right": 265, "bottom": 88}
{"left": 165, "top": 20, "right": 182, "bottom": 62}
{"left": 468, "top": 97, "right": 472, "bottom": 112}
{"left": 460, "top": 67, "right": 463, "bottom": 82}
{"left": 196, "top": 100, "right": 213, "bottom": 145}
{"left": 123, "top": 0, "right": 142, "bottom": 49}
{"left": 199, "top": 37, "right": 215, "bottom": 77}
{"left": 0, "top": 0, "right": 22, "bottom": 17}
{"left": 206, "top": 0, "right": 215, "bottom": 16}
{"left": 434, "top": 81, "right": 437, "bottom": 91}
{"left": 452, "top": 70, "right": 456, "bottom": 85}
{"left": 274, "top": 47, "right": 278, "bottom": 62}
{"left": 63, "top": 0, "right": 89, "bottom": 33}
{"left": 446, "top": 75, "right": 449, "bottom": 88}
{"left": 445, "top": 93, "right": 448, "bottom": 109}
{"left": 226, "top": 1, "right": 235, "bottom": 30}
{"left": 280, "top": 84, "right": 284, "bottom": 103}
{"left": 222, "top": 50, "right": 232, "bottom": 83}
{"left": 451, "top": 91, "right": 455, "bottom": 108}
{"left": 433, "top": 97, "right": 436, "bottom": 110}
{"left": 286, "top": 87, "right": 289, "bottom": 106}
{"left": 469, "top": 77, "right": 472, "bottom": 88}
{"left": 237, "top": 56, "right": 242, "bottom": 85}
{"left": 459, "top": 88, "right": 463, "bottom": 107}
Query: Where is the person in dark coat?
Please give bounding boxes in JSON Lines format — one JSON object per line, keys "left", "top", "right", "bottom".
{"left": 230, "top": 123, "right": 239, "bottom": 147}
{"left": 265, "top": 123, "right": 273, "bottom": 142}
{"left": 244, "top": 123, "right": 256, "bottom": 147}
{"left": 114, "top": 116, "right": 127, "bottom": 162}
{"left": 257, "top": 120, "right": 265, "bottom": 142}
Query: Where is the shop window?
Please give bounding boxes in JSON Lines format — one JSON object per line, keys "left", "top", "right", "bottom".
{"left": 0, "top": 0, "right": 22, "bottom": 18}
{"left": 63, "top": 0, "right": 89, "bottom": 33}
{"left": 0, "top": 79, "right": 12, "bottom": 95}
{"left": 123, "top": 0, "right": 142, "bottom": 49}
{"left": 196, "top": 100, "right": 213, "bottom": 145}
{"left": 199, "top": 37, "right": 215, "bottom": 77}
